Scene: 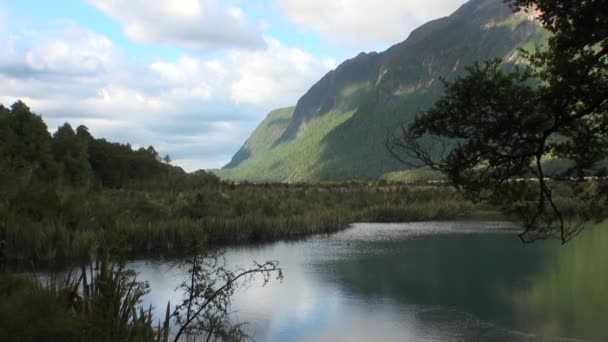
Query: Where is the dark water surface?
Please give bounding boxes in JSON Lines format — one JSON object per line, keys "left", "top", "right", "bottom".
{"left": 128, "top": 221, "right": 608, "bottom": 341}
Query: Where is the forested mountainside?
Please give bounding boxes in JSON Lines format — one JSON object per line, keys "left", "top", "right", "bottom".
{"left": 220, "top": 0, "right": 545, "bottom": 182}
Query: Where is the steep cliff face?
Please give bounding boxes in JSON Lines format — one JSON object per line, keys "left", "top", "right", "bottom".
{"left": 221, "top": 0, "right": 545, "bottom": 182}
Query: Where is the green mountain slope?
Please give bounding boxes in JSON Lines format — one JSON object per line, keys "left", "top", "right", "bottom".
{"left": 219, "top": 0, "right": 546, "bottom": 182}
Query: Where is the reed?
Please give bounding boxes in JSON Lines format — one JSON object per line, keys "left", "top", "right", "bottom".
{"left": 0, "top": 260, "right": 169, "bottom": 341}
{"left": 1, "top": 183, "right": 496, "bottom": 262}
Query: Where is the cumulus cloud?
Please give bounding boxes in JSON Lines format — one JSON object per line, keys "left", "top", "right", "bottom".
{"left": 274, "top": 0, "right": 467, "bottom": 50}
{"left": 1, "top": 22, "right": 118, "bottom": 79}
{"left": 88, "top": 0, "right": 266, "bottom": 51}
{"left": 149, "top": 39, "right": 335, "bottom": 108}
{"left": 0, "top": 22, "right": 334, "bottom": 171}
{"left": 229, "top": 38, "right": 337, "bottom": 105}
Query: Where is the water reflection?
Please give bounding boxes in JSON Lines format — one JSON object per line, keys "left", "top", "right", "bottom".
{"left": 128, "top": 221, "right": 606, "bottom": 341}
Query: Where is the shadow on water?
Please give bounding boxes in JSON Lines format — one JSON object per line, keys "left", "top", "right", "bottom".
{"left": 315, "top": 222, "right": 607, "bottom": 341}
{"left": 517, "top": 223, "right": 608, "bottom": 340}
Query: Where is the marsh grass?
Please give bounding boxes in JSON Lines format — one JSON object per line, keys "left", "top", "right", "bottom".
{"left": 1, "top": 183, "right": 484, "bottom": 262}
{"left": 0, "top": 259, "right": 169, "bottom": 342}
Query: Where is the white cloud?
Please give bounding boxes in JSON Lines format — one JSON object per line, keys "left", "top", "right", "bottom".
{"left": 274, "top": 0, "right": 467, "bottom": 50}
{"left": 0, "top": 23, "right": 334, "bottom": 171}
{"left": 230, "top": 38, "right": 337, "bottom": 105}
{"left": 148, "top": 37, "right": 335, "bottom": 108}
{"left": 89, "top": 0, "right": 266, "bottom": 51}
{"left": 0, "top": 22, "right": 120, "bottom": 80}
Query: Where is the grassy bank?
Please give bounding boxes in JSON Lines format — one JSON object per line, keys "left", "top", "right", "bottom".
{"left": 1, "top": 182, "right": 484, "bottom": 262}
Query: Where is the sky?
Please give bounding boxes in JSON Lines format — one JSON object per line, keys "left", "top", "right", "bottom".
{"left": 0, "top": 0, "right": 467, "bottom": 171}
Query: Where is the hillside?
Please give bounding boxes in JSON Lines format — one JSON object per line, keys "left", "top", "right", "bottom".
{"left": 220, "top": 0, "right": 546, "bottom": 182}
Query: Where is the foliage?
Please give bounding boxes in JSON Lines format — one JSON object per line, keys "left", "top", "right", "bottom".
{"left": 1, "top": 179, "right": 478, "bottom": 262}
{"left": 0, "top": 252, "right": 282, "bottom": 342}
{"left": 53, "top": 123, "right": 93, "bottom": 186}
{"left": 0, "top": 260, "right": 163, "bottom": 342}
{"left": 0, "top": 101, "right": 184, "bottom": 192}
{"left": 380, "top": 168, "right": 444, "bottom": 183}
{"left": 170, "top": 248, "right": 282, "bottom": 342}
{"left": 388, "top": 0, "right": 608, "bottom": 243}
{"left": 0, "top": 100, "right": 487, "bottom": 262}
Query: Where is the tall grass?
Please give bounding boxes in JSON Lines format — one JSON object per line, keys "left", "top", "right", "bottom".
{"left": 0, "top": 260, "right": 169, "bottom": 342}
{"left": 0, "top": 183, "right": 485, "bottom": 262}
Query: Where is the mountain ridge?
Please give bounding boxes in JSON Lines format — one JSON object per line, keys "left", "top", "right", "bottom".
{"left": 220, "top": 0, "right": 545, "bottom": 182}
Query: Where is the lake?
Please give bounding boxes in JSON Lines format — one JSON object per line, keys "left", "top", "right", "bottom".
{"left": 127, "top": 221, "right": 608, "bottom": 341}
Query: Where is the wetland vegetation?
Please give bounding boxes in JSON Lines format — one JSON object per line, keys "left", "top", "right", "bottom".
{"left": 0, "top": 101, "right": 493, "bottom": 263}
{"left": 1, "top": 0, "right": 607, "bottom": 340}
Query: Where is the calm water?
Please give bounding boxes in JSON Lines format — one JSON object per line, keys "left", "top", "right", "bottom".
{"left": 127, "top": 221, "right": 608, "bottom": 341}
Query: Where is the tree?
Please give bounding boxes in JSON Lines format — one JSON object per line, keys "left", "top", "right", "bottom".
{"left": 147, "top": 146, "right": 160, "bottom": 162}
{"left": 53, "top": 123, "right": 93, "bottom": 186}
{"left": 169, "top": 249, "right": 282, "bottom": 342}
{"left": 4, "top": 101, "right": 58, "bottom": 180}
{"left": 388, "top": 0, "right": 607, "bottom": 243}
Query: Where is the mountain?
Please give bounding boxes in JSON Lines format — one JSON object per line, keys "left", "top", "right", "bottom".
{"left": 219, "top": 0, "right": 546, "bottom": 182}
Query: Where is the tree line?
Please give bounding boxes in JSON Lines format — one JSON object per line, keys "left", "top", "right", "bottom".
{"left": 0, "top": 100, "right": 210, "bottom": 189}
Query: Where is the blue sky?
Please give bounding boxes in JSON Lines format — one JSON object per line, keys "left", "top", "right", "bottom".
{"left": 0, "top": 0, "right": 466, "bottom": 171}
